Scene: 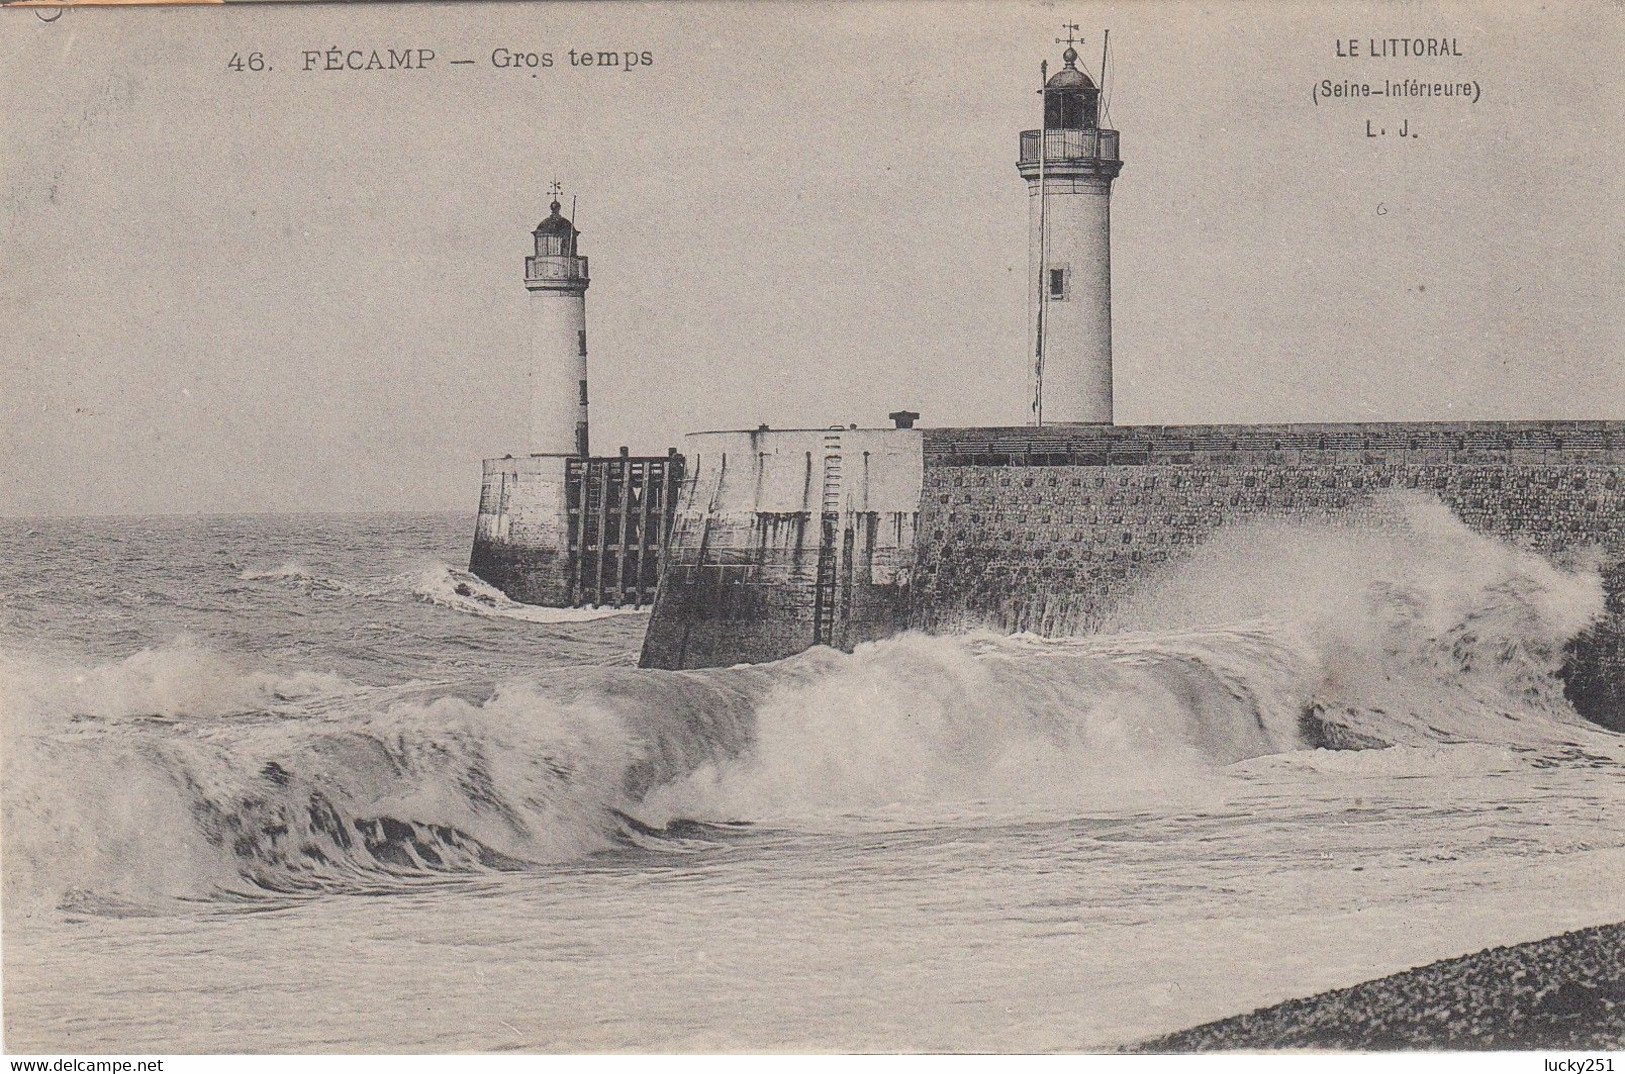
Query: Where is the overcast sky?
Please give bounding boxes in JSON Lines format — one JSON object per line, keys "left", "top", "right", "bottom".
{"left": 3, "top": 0, "right": 1621, "bottom": 516}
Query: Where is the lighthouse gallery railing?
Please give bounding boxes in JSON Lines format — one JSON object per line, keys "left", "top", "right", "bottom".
{"left": 1019, "top": 128, "right": 1120, "bottom": 164}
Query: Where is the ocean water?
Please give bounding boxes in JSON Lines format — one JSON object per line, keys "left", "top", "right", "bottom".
{"left": 3, "top": 499, "right": 1624, "bottom": 1053}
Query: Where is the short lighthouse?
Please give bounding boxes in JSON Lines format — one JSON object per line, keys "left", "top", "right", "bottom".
{"left": 1018, "top": 30, "right": 1124, "bottom": 425}
{"left": 526, "top": 184, "right": 591, "bottom": 456}
{"left": 469, "top": 182, "right": 683, "bottom": 611}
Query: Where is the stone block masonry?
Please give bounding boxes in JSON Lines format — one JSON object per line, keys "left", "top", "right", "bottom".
{"left": 914, "top": 422, "right": 1625, "bottom": 633}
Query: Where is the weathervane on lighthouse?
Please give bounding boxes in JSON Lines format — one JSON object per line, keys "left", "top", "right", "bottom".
{"left": 1020, "top": 25, "right": 1123, "bottom": 426}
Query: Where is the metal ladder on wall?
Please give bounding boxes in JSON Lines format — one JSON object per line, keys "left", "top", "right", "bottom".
{"left": 812, "top": 432, "right": 843, "bottom": 647}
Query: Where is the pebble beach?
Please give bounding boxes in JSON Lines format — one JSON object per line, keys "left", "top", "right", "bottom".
{"left": 1137, "top": 921, "right": 1625, "bottom": 1052}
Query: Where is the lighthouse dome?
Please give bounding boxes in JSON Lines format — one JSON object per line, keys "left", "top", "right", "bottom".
{"left": 533, "top": 200, "right": 579, "bottom": 256}
{"left": 534, "top": 200, "right": 576, "bottom": 238}
{"left": 1045, "top": 50, "right": 1096, "bottom": 91}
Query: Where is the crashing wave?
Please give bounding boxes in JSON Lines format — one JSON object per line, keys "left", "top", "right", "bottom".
{"left": 4, "top": 494, "right": 1616, "bottom": 907}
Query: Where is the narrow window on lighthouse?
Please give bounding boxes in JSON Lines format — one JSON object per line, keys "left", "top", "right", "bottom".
{"left": 1049, "top": 267, "right": 1069, "bottom": 301}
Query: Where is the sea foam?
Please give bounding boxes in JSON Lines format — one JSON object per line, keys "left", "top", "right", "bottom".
{"left": 3, "top": 494, "right": 1613, "bottom": 907}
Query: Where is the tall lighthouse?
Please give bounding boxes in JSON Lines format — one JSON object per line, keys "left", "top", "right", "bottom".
{"left": 1018, "top": 32, "right": 1123, "bottom": 425}
{"left": 525, "top": 185, "right": 591, "bottom": 456}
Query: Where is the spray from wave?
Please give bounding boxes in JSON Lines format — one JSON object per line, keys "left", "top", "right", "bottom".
{"left": 3, "top": 494, "right": 1614, "bottom": 908}
{"left": 408, "top": 566, "right": 648, "bottom": 624}
{"left": 2, "top": 637, "right": 354, "bottom": 731}
{"left": 237, "top": 557, "right": 645, "bottom": 624}
{"left": 1103, "top": 493, "right": 1607, "bottom": 749}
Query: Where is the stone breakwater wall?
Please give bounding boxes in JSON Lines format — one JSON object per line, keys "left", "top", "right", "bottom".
{"left": 640, "top": 420, "right": 1625, "bottom": 728}
{"left": 639, "top": 427, "right": 921, "bottom": 669}
{"left": 471, "top": 456, "right": 575, "bottom": 606}
{"left": 915, "top": 422, "right": 1625, "bottom": 728}
{"left": 915, "top": 422, "right": 1625, "bottom": 628}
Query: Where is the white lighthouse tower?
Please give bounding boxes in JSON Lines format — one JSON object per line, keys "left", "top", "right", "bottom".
{"left": 470, "top": 184, "right": 682, "bottom": 611}
{"left": 525, "top": 184, "right": 590, "bottom": 456}
{"left": 1018, "top": 31, "right": 1123, "bottom": 425}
